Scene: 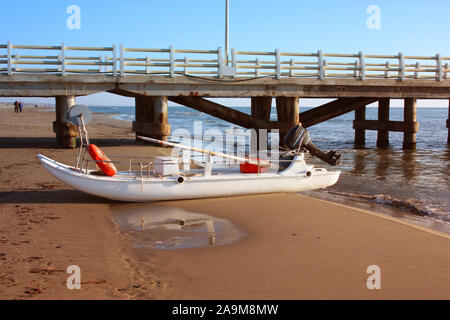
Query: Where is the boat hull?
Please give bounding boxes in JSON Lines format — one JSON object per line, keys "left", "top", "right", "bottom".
{"left": 37, "top": 154, "right": 340, "bottom": 202}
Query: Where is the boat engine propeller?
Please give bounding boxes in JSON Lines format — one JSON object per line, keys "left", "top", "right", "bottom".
{"left": 283, "top": 125, "right": 341, "bottom": 166}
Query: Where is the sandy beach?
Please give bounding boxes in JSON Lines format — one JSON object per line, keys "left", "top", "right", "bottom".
{"left": 0, "top": 105, "right": 449, "bottom": 300}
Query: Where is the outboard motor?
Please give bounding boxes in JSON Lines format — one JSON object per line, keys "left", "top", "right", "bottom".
{"left": 283, "top": 125, "right": 341, "bottom": 166}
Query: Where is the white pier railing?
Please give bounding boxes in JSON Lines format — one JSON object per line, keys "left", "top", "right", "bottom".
{"left": 0, "top": 42, "right": 449, "bottom": 81}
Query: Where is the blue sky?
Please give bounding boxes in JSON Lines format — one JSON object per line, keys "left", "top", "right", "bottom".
{"left": 1, "top": 0, "right": 449, "bottom": 107}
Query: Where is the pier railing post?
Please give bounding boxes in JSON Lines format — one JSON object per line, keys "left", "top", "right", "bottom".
{"left": 435, "top": 53, "right": 443, "bottom": 81}
{"left": 112, "top": 44, "right": 117, "bottom": 76}
{"left": 231, "top": 48, "right": 237, "bottom": 78}
{"left": 385, "top": 61, "right": 390, "bottom": 78}
{"left": 169, "top": 45, "right": 175, "bottom": 77}
{"left": 359, "top": 51, "right": 365, "bottom": 80}
{"left": 146, "top": 56, "right": 150, "bottom": 74}
{"left": 218, "top": 47, "right": 223, "bottom": 78}
{"left": 183, "top": 57, "right": 188, "bottom": 75}
{"left": 289, "top": 59, "right": 294, "bottom": 77}
{"left": 7, "top": 40, "right": 12, "bottom": 75}
{"left": 398, "top": 52, "right": 405, "bottom": 81}
{"left": 354, "top": 60, "right": 359, "bottom": 79}
{"left": 57, "top": 54, "right": 61, "bottom": 72}
{"left": 255, "top": 58, "right": 260, "bottom": 77}
{"left": 275, "top": 48, "right": 281, "bottom": 79}
{"left": 317, "top": 50, "right": 324, "bottom": 80}
{"left": 61, "top": 42, "right": 66, "bottom": 76}
{"left": 415, "top": 62, "right": 420, "bottom": 79}
{"left": 119, "top": 44, "right": 124, "bottom": 76}
{"left": 104, "top": 54, "right": 108, "bottom": 73}
{"left": 98, "top": 54, "right": 102, "bottom": 73}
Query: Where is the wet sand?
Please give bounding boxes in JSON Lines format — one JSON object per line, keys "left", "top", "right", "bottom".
{"left": 132, "top": 196, "right": 450, "bottom": 299}
{"left": 0, "top": 105, "right": 449, "bottom": 299}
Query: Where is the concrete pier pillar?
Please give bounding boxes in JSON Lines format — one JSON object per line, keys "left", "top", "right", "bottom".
{"left": 251, "top": 97, "right": 272, "bottom": 151}
{"left": 403, "top": 98, "right": 417, "bottom": 149}
{"left": 53, "top": 95, "right": 78, "bottom": 148}
{"left": 354, "top": 106, "right": 366, "bottom": 146}
{"left": 377, "top": 98, "right": 390, "bottom": 148}
{"left": 275, "top": 96, "right": 299, "bottom": 146}
{"left": 251, "top": 97, "right": 272, "bottom": 121}
{"left": 132, "top": 96, "right": 171, "bottom": 142}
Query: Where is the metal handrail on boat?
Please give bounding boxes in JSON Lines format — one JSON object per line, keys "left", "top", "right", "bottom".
{"left": 80, "top": 153, "right": 306, "bottom": 177}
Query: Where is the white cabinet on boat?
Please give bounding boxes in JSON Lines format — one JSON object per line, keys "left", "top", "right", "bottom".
{"left": 153, "top": 157, "right": 179, "bottom": 176}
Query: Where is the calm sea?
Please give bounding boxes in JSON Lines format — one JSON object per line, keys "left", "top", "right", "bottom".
{"left": 89, "top": 105, "right": 450, "bottom": 231}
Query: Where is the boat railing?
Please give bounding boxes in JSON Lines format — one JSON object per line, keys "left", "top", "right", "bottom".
{"left": 76, "top": 156, "right": 153, "bottom": 177}
{"left": 78, "top": 153, "right": 306, "bottom": 179}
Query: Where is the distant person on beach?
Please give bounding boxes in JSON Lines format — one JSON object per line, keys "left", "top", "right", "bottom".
{"left": 34, "top": 104, "right": 38, "bottom": 109}
{"left": 19, "top": 102, "right": 23, "bottom": 113}
{"left": 14, "top": 101, "right": 19, "bottom": 114}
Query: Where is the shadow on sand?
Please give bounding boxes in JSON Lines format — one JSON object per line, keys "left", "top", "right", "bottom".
{"left": 0, "top": 137, "right": 141, "bottom": 149}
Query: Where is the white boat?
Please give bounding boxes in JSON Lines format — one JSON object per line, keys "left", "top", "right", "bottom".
{"left": 38, "top": 107, "right": 341, "bottom": 202}
{"left": 37, "top": 153, "right": 340, "bottom": 202}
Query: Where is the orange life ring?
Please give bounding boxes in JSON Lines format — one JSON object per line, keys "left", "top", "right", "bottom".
{"left": 87, "top": 144, "right": 117, "bottom": 176}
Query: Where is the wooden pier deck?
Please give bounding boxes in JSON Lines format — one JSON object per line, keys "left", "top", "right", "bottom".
{"left": 1, "top": 42, "right": 449, "bottom": 148}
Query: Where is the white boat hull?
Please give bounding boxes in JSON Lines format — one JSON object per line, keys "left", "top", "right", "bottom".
{"left": 37, "top": 154, "right": 340, "bottom": 202}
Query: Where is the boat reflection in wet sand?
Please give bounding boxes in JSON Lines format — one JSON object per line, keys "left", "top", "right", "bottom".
{"left": 112, "top": 204, "right": 245, "bottom": 249}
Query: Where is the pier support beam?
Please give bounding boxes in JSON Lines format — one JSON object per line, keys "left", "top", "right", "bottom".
{"left": 275, "top": 97, "right": 299, "bottom": 145}
{"left": 132, "top": 96, "right": 171, "bottom": 142}
{"left": 169, "top": 96, "right": 278, "bottom": 129}
{"left": 251, "top": 97, "right": 272, "bottom": 151}
{"left": 354, "top": 106, "right": 366, "bottom": 146}
{"left": 377, "top": 99, "right": 390, "bottom": 148}
{"left": 301, "top": 98, "right": 377, "bottom": 128}
{"left": 52, "top": 95, "right": 77, "bottom": 148}
{"left": 403, "top": 98, "right": 417, "bottom": 149}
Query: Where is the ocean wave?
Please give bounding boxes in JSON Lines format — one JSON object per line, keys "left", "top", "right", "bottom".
{"left": 113, "top": 114, "right": 134, "bottom": 122}
{"left": 326, "top": 190, "right": 450, "bottom": 223}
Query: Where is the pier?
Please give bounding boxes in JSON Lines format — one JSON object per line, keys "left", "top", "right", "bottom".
{"left": 1, "top": 42, "right": 449, "bottom": 148}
